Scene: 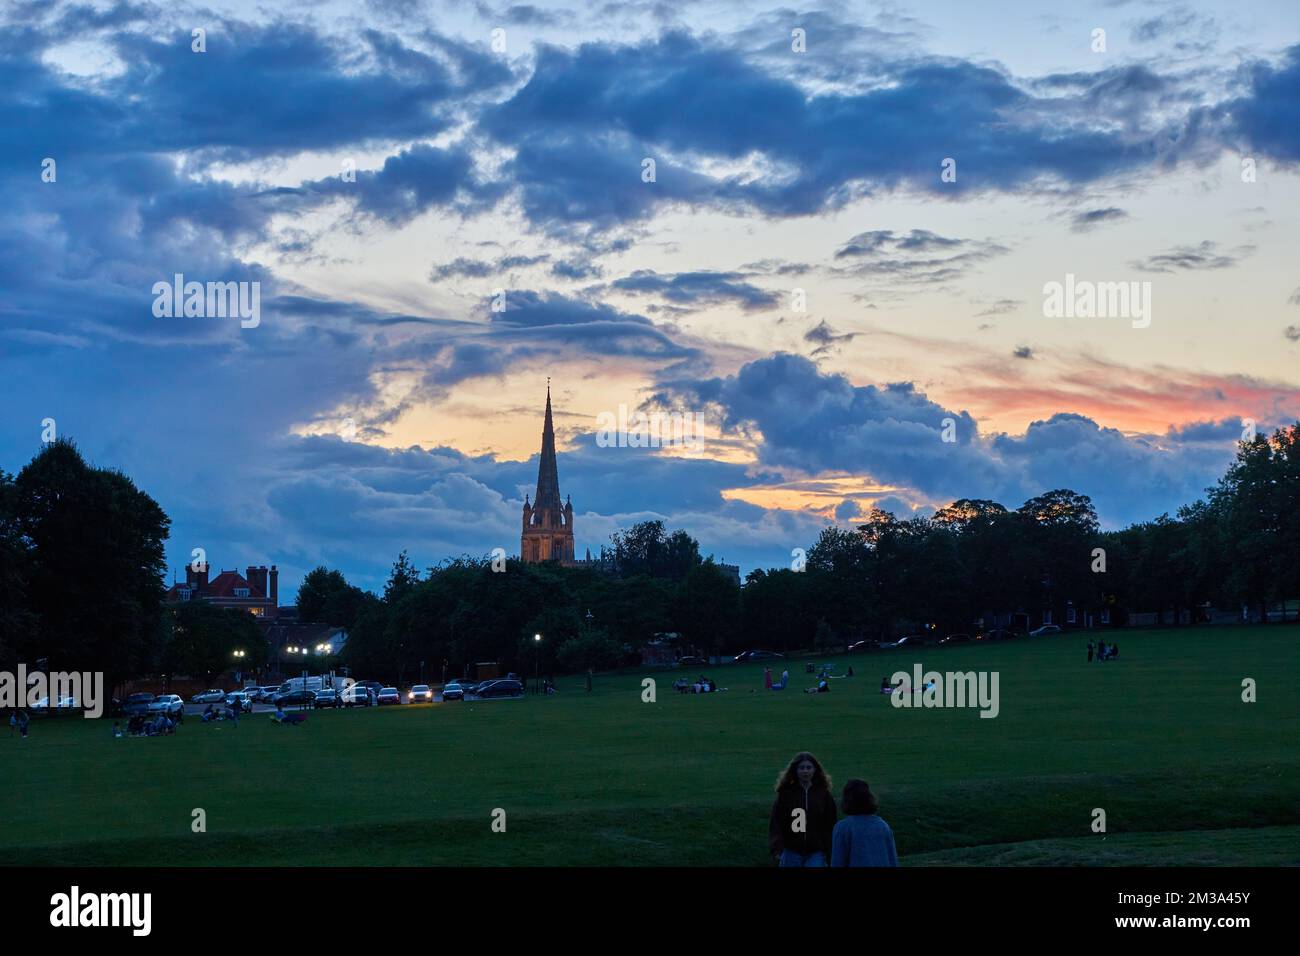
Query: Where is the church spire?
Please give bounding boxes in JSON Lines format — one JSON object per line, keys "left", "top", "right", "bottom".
{"left": 533, "top": 381, "right": 562, "bottom": 514}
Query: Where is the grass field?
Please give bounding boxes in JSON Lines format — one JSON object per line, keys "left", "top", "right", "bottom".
{"left": 3, "top": 626, "right": 1298, "bottom": 866}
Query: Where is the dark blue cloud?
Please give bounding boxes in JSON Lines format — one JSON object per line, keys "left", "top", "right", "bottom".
{"left": 610, "top": 270, "right": 779, "bottom": 311}
{"left": 1219, "top": 44, "right": 1300, "bottom": 163}
{"left": 480, "top": 32, "right": 1204, "bottom": 232}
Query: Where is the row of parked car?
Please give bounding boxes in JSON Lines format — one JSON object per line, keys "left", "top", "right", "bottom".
{"left": 441, "top": 678, "right": 524, "bottom": 700}
{"left": 181, "top": 677, "right": 526, "bottom": 710}
{"left": 848, "top": 624, "right": 1065, "bottom": 652}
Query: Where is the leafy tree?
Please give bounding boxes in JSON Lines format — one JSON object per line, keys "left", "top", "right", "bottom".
{"left": 0, "top": 470, "right": 35, "bottom": 670}
{"left": 555, "top": 628, "right": 623, "bottom": 673}
{"left": 165, "top": 602, "right": 267, "bottom": 679}
{"left": 608, "top": 520, "right": 701, "bottom": 580}
{"left": 14, "top": 439, "right": 169, "bottom": 687}
{"left": 674, "top": 561, "right": 742, "bottom": 658}
{"left": 297, "top": 567, "right": 367, "bottom": 627}
{"left": 383, "top": 550, "right": 421, "bottom": 604}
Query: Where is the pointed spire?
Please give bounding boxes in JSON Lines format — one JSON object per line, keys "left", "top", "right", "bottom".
{"left": 534, "top": 381, "right": 562, "bottom": 514}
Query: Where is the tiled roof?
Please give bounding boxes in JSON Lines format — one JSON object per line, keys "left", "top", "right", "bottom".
{"left": 204, "top": 570, "right": 266, "bottom": 599}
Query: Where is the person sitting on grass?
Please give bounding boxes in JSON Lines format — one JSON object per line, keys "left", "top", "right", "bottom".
{"left": 880, "top": 676, "right": 893, "bottom": 695}
{"left": 768, "top": 751, "right": 837, "bottom": 867}
{"left": 831, "top": 779, "right": 898, "bottom": 867}
{"left": 804, "top": 677, "right": 830, "bottom": 694}
{"left": 770, "top": 669, "right": 788, "bottom": 691}
{"left": 1110, "top": 643, "right": 1119, "bottom": 660}
{"left": 112, "top": 722, "right": 123, "bottom": 738}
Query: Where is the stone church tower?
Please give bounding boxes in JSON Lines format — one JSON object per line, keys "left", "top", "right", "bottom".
{"left": 521, "top": 383, "right": 576, "bottom": 565}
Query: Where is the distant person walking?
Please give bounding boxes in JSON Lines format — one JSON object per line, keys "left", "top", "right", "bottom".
{"left": 18, "top": 710, "right": 30, "bottom": 738}
{"left": 768, "top": 751, "right": 837, "bottom": 867}
{"left": 1086, "top": 640, "right": 1094, "bottom": 663}
{"left": 764, "top": 667, "right": 773, "bottom": 690}
{"left": 585, "top": 669, "right": 593, "bottom": 693}
{"left": 831, "top": 779, "right": 899, "bottom": 867}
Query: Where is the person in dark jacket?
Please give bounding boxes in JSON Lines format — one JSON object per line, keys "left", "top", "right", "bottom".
{"left": 831, "top": 779, "right": 898, "bottom": 867}
{"left": 768, "top": 751, "right": 837, "bottom": 866}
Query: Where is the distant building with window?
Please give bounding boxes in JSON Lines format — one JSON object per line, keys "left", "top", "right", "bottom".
{"left": 165, "top": 561, "right": 281, "bottom": 619}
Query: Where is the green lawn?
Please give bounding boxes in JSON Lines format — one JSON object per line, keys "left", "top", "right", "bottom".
{"left": 3, "top": 626, "right": 1298, "bottom": 866}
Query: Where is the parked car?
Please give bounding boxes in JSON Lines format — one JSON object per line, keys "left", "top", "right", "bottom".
{"left": 408, "top": 684, "right": 433, "bottom": 703}
{"left": 377, "top": 687, "right": 401, "bottom": 705}
{"left": 31, "top": 696, "right": 78, "bottom": 709}
{"left": 191, "top": 689, "right": 226, "bottom": 704}
{"left": 939, "top": 633, "right": 971, "bottom": 645}
{"left": 147, "top": 694, "right": 184, "bottom": 717}
{"left": 340, "top": 685, "right": 374, "bottom": 707}
{"left": 441, "top": 681, "right": 467, "bottom": 701}
{"left": 848, "top": 640, "right": 879, "bottom": 653}
{"left": 978, "top": 628, "right": 1017, "bottom": 641}
{"left": 313, "top": 689, "right": 339, "bottom": 709}
{"left": 676, "top": 656, "right": 708, "bottom": 667}
{"left": 733, "top": 650, "right": 785, "bottom": 663}
{"left": 475, "top": 679, "right": 524, "bottom": 699}
{"left": 224, "top": 691, "right": 253, "bottom": 712}
{"left": 123, "top": 693, "right": 156, "bottom": 715}
{"left": 357, "top": 681, "right": 385, "bottom": 696}
{"left": 273, "top": 689, "right": 317, "bottom": 708}
{"left": 880, "top": 635, "right": 926, "bottom": 650}
{"left": 1029, "top": 625, "right": 1063, "bottom": 638}
{"left": 260, "top": 685, "right": 281, "bottom": 700}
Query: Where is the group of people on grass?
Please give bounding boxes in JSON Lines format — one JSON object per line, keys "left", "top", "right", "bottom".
{"left": 200, "top": 702, "right": 244, "bottom": 724}
{"left": 1087, "top": 640, "right": 1120, "bottom": 662}
{"left": 118, "top": 712, "right": 180, "bottom": 736}
{"left": 7, "top": 710, "right": 31, "bottom": 738}
{"left": 765, "top": 664, "right": 858, "bottom": 695}
{"left": 768, "top": 751, "right": 898, "bottom": 867}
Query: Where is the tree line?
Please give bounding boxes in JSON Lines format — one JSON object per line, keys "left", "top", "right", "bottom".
{"left": 3, "top": 425, "right": 1297, "bottom": 685}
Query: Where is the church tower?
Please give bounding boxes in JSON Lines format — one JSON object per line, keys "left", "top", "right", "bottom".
{"left": 521, "top": 383, "right": 576, "bottom": 565}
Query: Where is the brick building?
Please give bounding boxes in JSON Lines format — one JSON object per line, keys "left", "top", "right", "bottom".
{"left": 165, "top": 561, "right": 281, "bottom": 619}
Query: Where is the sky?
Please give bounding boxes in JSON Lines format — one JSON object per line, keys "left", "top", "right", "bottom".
{"left": 2, "top": 0, "right": 1299, "bottom": 597}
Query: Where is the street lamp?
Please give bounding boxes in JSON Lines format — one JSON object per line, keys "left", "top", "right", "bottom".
{"left": 533, "top": 633, "right": 542, "bottom": 695}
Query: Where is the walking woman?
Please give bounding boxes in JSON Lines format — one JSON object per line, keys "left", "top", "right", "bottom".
{"left": 768, "top": 751, "right": 837, "bottom": 866}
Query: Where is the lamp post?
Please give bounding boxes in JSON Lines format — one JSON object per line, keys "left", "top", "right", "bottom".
{"left": 533, "top": 633, "right": 542, "bottom": 695}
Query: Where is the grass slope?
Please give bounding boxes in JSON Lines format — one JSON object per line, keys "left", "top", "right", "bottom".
{"left": 2, "top": 626, "right": 1297, "bottom": 865}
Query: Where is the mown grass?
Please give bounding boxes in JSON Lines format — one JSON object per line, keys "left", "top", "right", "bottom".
{"left": 2, "top": 626, "right": 1297, "bottom": 865}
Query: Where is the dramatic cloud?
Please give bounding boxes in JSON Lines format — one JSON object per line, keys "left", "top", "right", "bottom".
{"left": 804, "top": 320, "right": 857, "bottom": 355}
{"left": 1130, "top": 241, "right": 1241, "bottom": 272}
{"left": 657, "top": 354, "right": 1243, "bottom": 527}
{"left": 832, "top": 230, "right": 1008, "bottom": 285}
{"left": 610, "top": 270, "right": 779, "bottom": 312}
{"left": 1071, "top": 207, "right": 1130, "bottom": 232}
